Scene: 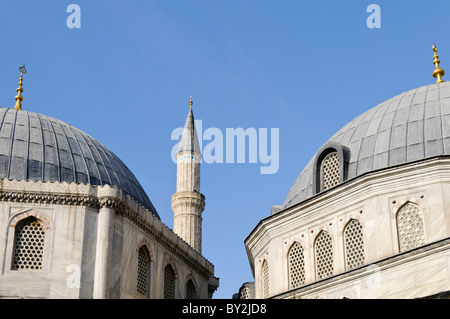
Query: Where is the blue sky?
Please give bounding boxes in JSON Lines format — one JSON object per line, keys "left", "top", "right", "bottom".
{"left": 1, "top": 0, "right": 450, "bottom": 299}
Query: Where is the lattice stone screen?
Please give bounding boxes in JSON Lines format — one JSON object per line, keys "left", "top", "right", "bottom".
{"left": 397, "top": 203, "right": 425, "bottom": 253}
{"left": 137, "top": 247, "right": 150, "bottom": 296}
{"left": 12, "top": 217, "right": 45, "bottom": 271}
{"left": 262, "top": 261, "right": 269, "bottom": 298}
{"left": 240, "top": 287, "right": 251, "bottom": 299}
{"left": 344, "top": 219, "right": 365, "bottom": 270}
{"left": 314, "top": 231, "right": 334, "bottom": 280}
{"left": 164, "top": 265, "right": 176, "bottom": 299}
{"left": 288, "top": 242, "right": 305, "bottom": 289}
{"left": 321, "top": 152, "right": 340, "bottom": 190}
{"left": 186, "top": 279, "right": 196, "bottom": 299}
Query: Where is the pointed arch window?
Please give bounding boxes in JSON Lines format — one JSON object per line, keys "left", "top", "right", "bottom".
{"left": 185, "top": 279, "right": 197, "bottom": 299}
{"left": 314, "top": 231, "right": 334, "bottom": 280}
{"left": 262, "top": 260, "right": 269, "bottom": 298}
{"left": 12, "top": 216, "right": 46, "bottom": 271}
{"left": 344, "top": 219, "right": 365, "bottom": 270}
{"left": 397, "top": 202, "right": 426, "bottom": 253}
{"left": 288, "top": 242, "right": 305, "bottom": 289}
{"left": 164, "top": 264, "right": 176, "bottom": 299}
{"left": 137, "top": 246, "right": 151, "bottom": 297}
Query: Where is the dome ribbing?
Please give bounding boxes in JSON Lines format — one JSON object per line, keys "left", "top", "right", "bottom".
{"left": 0, "top": 108, "right": 159, "bottom": 218}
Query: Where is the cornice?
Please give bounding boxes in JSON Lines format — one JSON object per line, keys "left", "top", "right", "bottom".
{"left": 0, "top": 178, "right": 215, "bottom": 279}
{"left": 245, "top": 156, "right": 450, "bottom": 260}
{"left": 0, "top": 190, "right": 99, "bottom": 208}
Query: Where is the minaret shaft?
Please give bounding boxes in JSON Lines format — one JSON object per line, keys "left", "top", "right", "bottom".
{"left": 171, "top": 98, "right": 205, "bottom": 253}
{"left": 176, "top": 153, "right": 201, "bottom": 193}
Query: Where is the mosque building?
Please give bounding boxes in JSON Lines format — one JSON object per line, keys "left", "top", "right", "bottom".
{"left": 240, "top": 45, "right": 450, "bottom": 299}
{"left": 0, "top": 67, "right": 218, "bottom": 299}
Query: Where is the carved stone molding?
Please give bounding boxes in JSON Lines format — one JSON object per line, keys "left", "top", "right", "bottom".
{"left": 0, "top": 191, "right": 99, "bottom": 208}
{"left": 171, "top": 191, "right": 206, "bottom": 212}
{"left": 0, "top": 181, "right": 214, "bottom": 280}
{"left": 98, "top": 197, "right": 121, "bottom": 210}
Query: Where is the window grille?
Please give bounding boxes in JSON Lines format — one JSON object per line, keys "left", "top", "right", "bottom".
{"left": 240, "top": 287, "right": 251, "bottom": 299}
{"left": 288, "top": 242, "right": 305, "bottom": 289}
{"left": 164, "top": 265, "right": 176, "bottom": 299}
{"left": 344, "top": 219, "right": 365, "bottom": 270}
{"left": 185, "top": 279, "right": 196, "bottom": 299}
{"left": 397, "top": 203, "right": 426, "bottom": 253}
{"left": 321, "top": 152, "right": 340, "bottom": 190}
{"left": 262, "top": 261, "right": 269, "bottom": 298}
{"left": 314, "top": 231, "right": 334, "bottom": 280}
{"left": 137, "top": 246, "right": 150, "bottom": 296}
{"left": 12, "top": 217, "right": 45, "bottom": 271}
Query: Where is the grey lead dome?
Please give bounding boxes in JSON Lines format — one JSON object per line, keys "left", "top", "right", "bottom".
{"left": 0, "top": 108, "right": 159, "bottom": 218}
{"left": 284, "top": 82, "right": 450, "bottom": 209}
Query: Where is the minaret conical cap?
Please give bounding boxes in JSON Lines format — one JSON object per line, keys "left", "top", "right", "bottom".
{"left": 177, "top": 96, "right": 201, "bottom": 155}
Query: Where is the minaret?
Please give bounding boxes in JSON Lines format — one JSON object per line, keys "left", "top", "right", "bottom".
{"left": 171, "top": 97, "right": 205, "bottom": 253}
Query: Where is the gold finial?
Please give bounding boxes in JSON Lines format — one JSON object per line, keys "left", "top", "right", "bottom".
{"left": 432, "top": 44, "right": 445, "bottom": 83}
{"left": 189, "top": 96, "right": 193, "bottom": 108}
{"left": 14, "top": 65, "right": 27, "bottom": 110}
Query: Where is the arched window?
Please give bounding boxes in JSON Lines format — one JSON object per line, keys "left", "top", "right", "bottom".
{"left": 313, "top": 142, "right": 349, "bottom": 195}
{"left": 320, "top": 151, "right": 340, "bottom": 191}
{"left": 164, "top": 264, "right": 176, "bottom": 299}
{"left": 12, "top": 216, "right": 46, "bottom": 271}
{"left": 262, "top": 260, "right": 269, "bottom": 298}
{"left": 136, "top": 246, "right": 151, "bottom": 297}
{"left": 185, "top": 279, "right": 197, "bottom": 299}
{"left": 397, "top": 202, "right": 426, "bottom": 253}
{"left": 288, "top": 242, "right": 305, "bottom": 289}
{"left": 344, "top": 219, "right": 365, "bottom": 270}
{"left": 314, "top": 231, "right": 334, "bottom": 280}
